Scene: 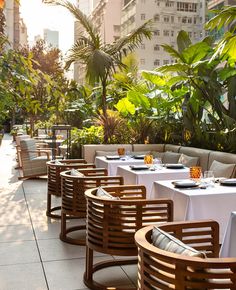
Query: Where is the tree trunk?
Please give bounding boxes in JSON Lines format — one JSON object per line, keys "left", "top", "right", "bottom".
{"left": 101, "top": 80, "right": 108, "bottom": 144}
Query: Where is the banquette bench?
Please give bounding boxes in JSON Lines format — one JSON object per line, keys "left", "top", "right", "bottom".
{"left": 81, "top": 144, "right": 236, "bottom": 177}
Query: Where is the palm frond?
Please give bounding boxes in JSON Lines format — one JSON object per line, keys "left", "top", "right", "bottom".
{"left": 51, "top": 0, "right": 101, "bottom": 47}
{"left": 206, "top": 5, "right": 236, "bottom": 32}
{"left": 161, "top": 44, "right": 185, "bottom": 62}
{"left": 107, "top": 20, "right": 153, "bottom": 58}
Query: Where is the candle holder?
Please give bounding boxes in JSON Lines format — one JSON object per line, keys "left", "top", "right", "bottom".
{"left": 117, "top": 147, "right": 125, "bottom": 157}
{"left": 190, "top": 166, "right": 202, "bottom": 181}
{"left": 144, "top": 154, "right": 153, "bottom": 167}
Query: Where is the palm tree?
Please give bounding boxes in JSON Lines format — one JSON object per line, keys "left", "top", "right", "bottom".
{"left": 52, "top": 0, "right": 153, "bottom": 143}
{"left": 205, "top": 5, "right": 236, "bottom": 62}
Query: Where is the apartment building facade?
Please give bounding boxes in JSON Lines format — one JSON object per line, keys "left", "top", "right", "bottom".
{"left": 121, "top": 0, "right": 208, "bottom": 70}
{"left": 5, "top": 0, "right": 20, "bottom": 48}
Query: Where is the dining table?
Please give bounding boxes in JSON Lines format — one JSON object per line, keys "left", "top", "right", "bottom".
{"left": 116, "top": 165, "right": 190, "bottom": 197}
{"left": 95, "top": 156, "right": 145, "bottom": 176}
{"left": 151, "top": 180, "right": 236, "bottom": 242}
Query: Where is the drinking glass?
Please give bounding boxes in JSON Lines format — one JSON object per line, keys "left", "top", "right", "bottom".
{"left": 203, "top": 171, "right": 215, "bottom": 187}
{"left": 154, "top": 157, "right": 162, "bottom": 169}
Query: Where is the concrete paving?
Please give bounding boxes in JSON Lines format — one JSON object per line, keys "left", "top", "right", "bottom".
{"left": 0, "top": 134, "right": 137, "bottom": 290}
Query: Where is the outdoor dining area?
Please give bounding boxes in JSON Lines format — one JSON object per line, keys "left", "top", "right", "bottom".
{"left": 0, "top": 130, "right": 236, "bottom": 290}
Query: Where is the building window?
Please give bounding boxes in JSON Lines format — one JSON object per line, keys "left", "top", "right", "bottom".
{"left": 154, "top": 59, "right": 160, "bottom": 66}
{"left": 154, "top": 44, "right": 160, "bottom": 51}
{"left": 171, "top": 16, "right": 174, "bottom": 23}
{"left": 177, "top": 2, "right": 197, "bottom": 12}
{"left": 154, "top": 29, "right": 160, "bottom": 36}
{"left": 163, "top": 30, "right": 169, "bottom": 36}
{"left": 141, "top": 13, "right": 146, "bottom": 20}
{"left": 154, "top": 14, "right": 160, "bottom": 22}
{"left": 188, "top": 17, "right": 192, "bottom": 24}
{"left": 155, "top": 0, "right": 160, "bottom": 6}
{"left": 182, "top": 17, "right": 187, "bottom": 23}
{"left": 188, "top": 31, "right": 192, "bottom": 38}
{"left": 163, "top": 60, "right": 169, "bottom": 65}
{"left": 140, "top": 59, "right": 145, "bottom": 65}
{"left": 163, "top": 16, "right": 170, "bottom": 23}
{"left": 166, "top": 1, "right": 174, "bottom": 7}
{"left": 194, "top": 17, "right": 197, "bottom": 24}
{"left": 171, "top": 31, "right": 174, "bottom": 37}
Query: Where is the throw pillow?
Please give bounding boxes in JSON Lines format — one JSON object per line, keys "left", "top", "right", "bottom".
{"left": 70, "top": 169, "right": 84, "bottom": 177}
{"left": 209, "top": 160, "right": 235, "bottom": 178}
{"left": 152, "top": 226, "right": 205, "bottom": 258}
{"left": 151, "top": 151, "right": 165, "bottom": 160}
{"left": 96, "top": 187, "right": 119, "bottom": 200}
{"left": 179, "top": 154, "right": 199, "bottom": 167}
{"left": 162, "top": 152, "right": 181, "bottom": 164}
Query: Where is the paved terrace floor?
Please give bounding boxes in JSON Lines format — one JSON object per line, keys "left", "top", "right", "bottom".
{"left": 0, "top": 134, "right": 137, "bottom": 290}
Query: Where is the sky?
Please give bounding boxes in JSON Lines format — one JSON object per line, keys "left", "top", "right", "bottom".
{"left": 19, "top": 0, "right": 77, "bottom": 54}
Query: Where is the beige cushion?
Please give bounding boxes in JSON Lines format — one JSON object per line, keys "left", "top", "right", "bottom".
{"left": 96, "top": 187, "right": 119, "bottom": 200}
{"left": 162, "top": 152, "right": 181, "bottom": 164}
{"left": 152, "top": 226, "right": 205, "bottom": 258}
{"left": 209, "top": 160, "right": 235, "bottom": 178}
{"left": 70, "top": 169, "right": 84, "bottom": 177}
{"left": 96, "top": 151, "right": 118, "bottom": 157}
{"left": 132, "top": 151, "right": 151, "bottom": 156}
{"left": 151, "top": 151, "right": 165, "bottom": 160}
{"left": 179, "top": 154, "right": 199, "bottom": 167}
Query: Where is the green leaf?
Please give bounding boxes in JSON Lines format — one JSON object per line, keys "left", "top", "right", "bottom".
{"left": 127, "top": 90, "right": 150, "bottom": 109}
{"left": 115, "top": 97, "right": 136, "bottom": 116}
{"left": 182, "top": 42, "right": 211, "bottom": 64}
{"left": 141, "top": 70, "right": 166, "bottom": 86}
{"left": 177, "top": 30, "right": 191, "bottom": 53}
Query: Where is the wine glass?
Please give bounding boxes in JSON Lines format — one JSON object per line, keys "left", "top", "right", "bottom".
{"left": 154, "top": 157, "right": 162, "bottom": 169}
{"left": 203, "top": 171, "right": 215, "bottom": 187}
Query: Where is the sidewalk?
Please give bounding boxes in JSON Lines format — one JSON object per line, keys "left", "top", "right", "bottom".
{"left": 0, "top": 134, "right": 136, "bottom": 290}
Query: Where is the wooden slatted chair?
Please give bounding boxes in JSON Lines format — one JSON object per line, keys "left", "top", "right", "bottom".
{"left": 83, "top": 185, "right": 173, "bottom": 290}
{"left": 19, "top": 139, "right": 51, "bottom": 179}
{"left": 46, "top": 159, "right": 95, "bottom": 218}
{"left": 60, "top": 168, "right": 124, "bottom": 245}
{"left": 135, "top": 220, "right": 236, "bottom": 289}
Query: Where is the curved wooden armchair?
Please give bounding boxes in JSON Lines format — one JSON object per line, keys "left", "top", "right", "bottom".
{"left": 84, "top": 185, "right": 173, "bottom": 290}
{"left": 19, "top": 139, "right": 51, "bottom": 179}
{"left": 60, "top": 168, "right": 124, "bottom": 245}
{"left": 46, "top": 159, "right": 95, "bottom": 218}
{"left": 135, "top": 220, "right": 236, "bottom": 289}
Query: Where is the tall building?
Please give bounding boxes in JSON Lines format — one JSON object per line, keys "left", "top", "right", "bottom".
{"left": 121, "top": 0, "right": 208, "bottom": 70}
{"left": 4, "top": 0, "right": 20, "bottom": 48}
{"left": 19, "top": 18, "right": 28, "bottom": 47}
{"left": 43, "top": 28, "right": 59, "bottom": 48}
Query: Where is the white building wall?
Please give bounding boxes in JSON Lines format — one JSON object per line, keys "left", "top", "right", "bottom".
{"left": 121, "top": 0, "right": 207, "bottom": 70}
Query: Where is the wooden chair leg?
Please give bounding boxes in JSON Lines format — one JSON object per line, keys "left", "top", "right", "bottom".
{"left": 46, "top": 193, "right": 61, "bottom": 219}
{"left": 59, "top": 213, "right": 86, "bottom": 245}
{"left": 83, "top": 245, "right": 137, "bottom": 290}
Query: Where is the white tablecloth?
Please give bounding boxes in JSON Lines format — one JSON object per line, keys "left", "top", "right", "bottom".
{"left": 95, "top": 156, "right": 144, "bottom": 176}
{"left": 152, "top": 180, "right": 236, "bottom": 242}
{"left": 116, "top": 166, "right": 189, "bottom": 197}
{"left": 220, "top": 211, "right": 236, "bottom": 257}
